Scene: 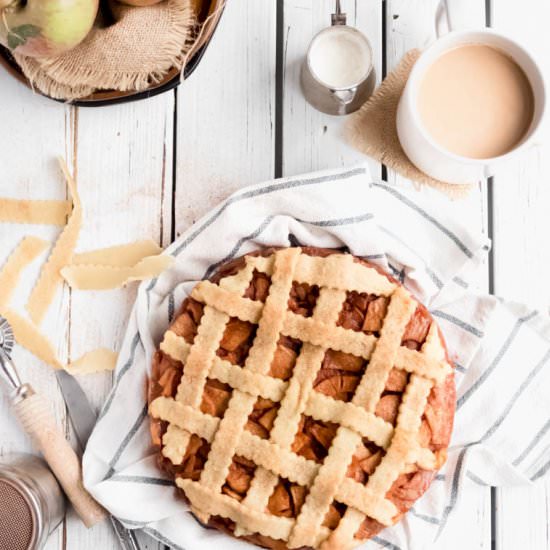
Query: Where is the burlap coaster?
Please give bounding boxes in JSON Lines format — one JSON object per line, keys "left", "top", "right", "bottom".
{"left": 14, "top": 0, "right": 195, "bottom": 100}
{"left": 346, "top": 49, "right": 474, "bottom": 199}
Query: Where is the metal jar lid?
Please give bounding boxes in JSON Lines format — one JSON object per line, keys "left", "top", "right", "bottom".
{"left": 0, "top": 455, "right": 65, "bottom": 550}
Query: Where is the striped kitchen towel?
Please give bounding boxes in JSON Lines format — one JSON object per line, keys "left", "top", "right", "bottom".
{"left": 83, "top": 165, "right": 550, "bottom": 550}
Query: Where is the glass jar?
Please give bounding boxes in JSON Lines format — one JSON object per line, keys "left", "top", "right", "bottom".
{"left": 0, "top": 453, "right": 65, "bottom": 549}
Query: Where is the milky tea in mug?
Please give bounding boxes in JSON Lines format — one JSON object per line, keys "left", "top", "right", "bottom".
{"left": 417, "top": 43, "right": 535, "bottom": 159}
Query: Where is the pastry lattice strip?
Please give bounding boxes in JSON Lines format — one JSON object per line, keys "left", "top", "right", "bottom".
{"left": 150, "top": 249, "right": 451, "bottom": 548}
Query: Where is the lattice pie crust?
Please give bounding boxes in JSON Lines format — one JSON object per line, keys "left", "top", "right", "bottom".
{"left": 149, "top": 248, "right": 455, "bottom": 549}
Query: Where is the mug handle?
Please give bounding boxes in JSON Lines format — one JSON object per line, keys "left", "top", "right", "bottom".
{"left": 435, "top": 0, "right": 453, "bottom": 38}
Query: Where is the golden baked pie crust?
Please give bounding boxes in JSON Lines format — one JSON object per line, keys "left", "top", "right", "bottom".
{"left": 149, "top": 247, "right": 454, "bottom": 549}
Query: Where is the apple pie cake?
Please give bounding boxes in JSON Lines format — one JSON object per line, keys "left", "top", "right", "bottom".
{"left": 148, "top": 247, "right": 455, "bottom": 549}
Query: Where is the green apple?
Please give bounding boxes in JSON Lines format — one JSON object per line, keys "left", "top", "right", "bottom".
{"left": 0, "top": 0, "right": 99, "bottom": 57}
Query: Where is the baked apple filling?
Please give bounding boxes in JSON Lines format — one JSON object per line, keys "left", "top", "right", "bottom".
{"left": 149, "top": 248, "right": 455, "bottom": 549}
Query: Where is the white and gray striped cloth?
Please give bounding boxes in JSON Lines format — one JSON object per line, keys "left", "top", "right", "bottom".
{"left": 83, "top": 165, "right": 550, "bottom": 550}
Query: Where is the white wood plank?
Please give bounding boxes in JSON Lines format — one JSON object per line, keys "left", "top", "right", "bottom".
{"left": 0, "top": 72, "right": 72, "bottom": 550}
{"left": 281, "top": 0, "right": 382, "bottom": 179}
{"left": 386, "top": 1, "right": 492, "bottom": 549}
{"left": 174, "top": 0, "right": 277, "bottom": 235}
{"left": 386, "top": 0, "right": 490, "bottom": 294}
{"left": 65, "top": 95, "right": 175, "bottom": 550}
{"left": 489, "top": 1, "right": 550, "bottom": 549}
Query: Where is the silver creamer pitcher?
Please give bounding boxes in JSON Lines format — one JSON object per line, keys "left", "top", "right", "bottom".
{"left": 301, "top": 1, "right": 376, "bottom": 116}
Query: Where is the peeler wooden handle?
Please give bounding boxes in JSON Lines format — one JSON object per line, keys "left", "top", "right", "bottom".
{"left": 13, "top": 388, "right": 107, "bottom": 528}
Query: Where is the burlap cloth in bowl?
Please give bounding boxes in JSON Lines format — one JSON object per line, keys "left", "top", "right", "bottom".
{"left": 13, "top": 0, "right": 209, "bottom": 101}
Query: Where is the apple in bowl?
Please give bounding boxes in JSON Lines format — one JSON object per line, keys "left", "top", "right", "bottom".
{"left": 117, "top": 0, "right": 164, "bottom": 5}
{"left": 0, "top": 0, "right": 99, "bottom": 57}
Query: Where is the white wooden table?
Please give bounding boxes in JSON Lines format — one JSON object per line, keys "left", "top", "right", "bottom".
{"left": 1, "top": 1, "right": 549, "bottom": 549}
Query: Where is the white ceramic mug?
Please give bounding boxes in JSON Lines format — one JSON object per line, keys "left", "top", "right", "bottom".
{"left": 396, "top": 29, "right": 546, "bottom": 184}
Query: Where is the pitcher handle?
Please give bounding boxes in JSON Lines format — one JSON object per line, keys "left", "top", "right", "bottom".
{"left": 331, "top": 88, "right": 356, "bottom": 106}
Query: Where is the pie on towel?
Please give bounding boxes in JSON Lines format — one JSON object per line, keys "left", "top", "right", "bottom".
{"left": 148, "top": 246, "right": 455, "bottom": 549}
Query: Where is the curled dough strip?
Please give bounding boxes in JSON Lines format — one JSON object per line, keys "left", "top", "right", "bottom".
{"left": 61, "top": 254, "right": 173, "bottom": 290}
{"left": 71, "top": 239, "right": 163, "bottom": 267}
{"left": 0, "top": 236, "right": 49, "bottom": 309}
{"left": 26, "top": 159, "right": 82, "bottom": 325}
{"left": 65, "top": 349, "right": 118, "bottom": 375}
{"left": 0, "top": 198, "right": 72, "bottom": 226}
{"left": 0, "top": 309, "right": 63, "bottom": 369}
{"left": 0, "top": 308, "right": 117, "bottom": 375}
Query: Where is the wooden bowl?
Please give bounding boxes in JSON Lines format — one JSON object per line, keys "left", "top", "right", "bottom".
{"left": 0, "top": 0, "right": 225, "bottom": 107}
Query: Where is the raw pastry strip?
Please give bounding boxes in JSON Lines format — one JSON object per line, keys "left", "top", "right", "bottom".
{"left": 0, "top": 236, "right": 49, "bottom": 309}
{"left": 0, "top": 309, "right": 63, "bottom": 369}
{"left": 65, "top": 348, "right": 118, "bottom": 375}
{"left": 150, "top": 248, "right": 454, "bottom": 548}
{"left": 71, "top": 239, "right": 163, "bottom": 267}
{"left": 0, "top": 166, "right": 134, "bottom": 378}
{"left": 0, "top": 308, "right": 119, "bottom": 375}
{"left": 61, "top": 255, "right": 173, "bottom": 290}
{"left": 26, "top": 160, "right": 83, "bottom": 325}
{"left": 0, "top": 198, "right": 72, "bottom": 226}
{"left": 0, "top": 308, "right": 118, "bottom": 375}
